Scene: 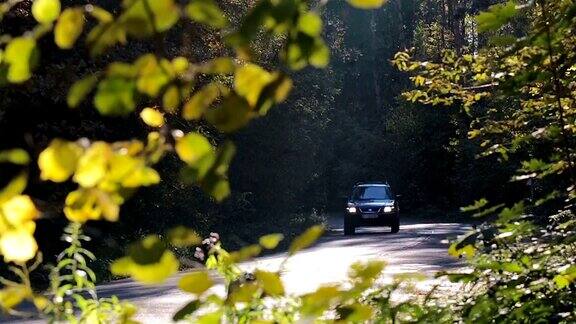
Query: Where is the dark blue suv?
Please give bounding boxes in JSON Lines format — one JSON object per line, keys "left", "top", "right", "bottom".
{"left": 344, "top": 183, "right": 400, "bottom": 235}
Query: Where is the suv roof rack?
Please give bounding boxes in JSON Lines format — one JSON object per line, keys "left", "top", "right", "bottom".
{"left": 355, "top": 181, "right": 389, "bottom": 186}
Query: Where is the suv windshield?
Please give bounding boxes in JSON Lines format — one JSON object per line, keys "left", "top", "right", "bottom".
{"left": 351, "top": 186, "right": 392, "bottom": 200}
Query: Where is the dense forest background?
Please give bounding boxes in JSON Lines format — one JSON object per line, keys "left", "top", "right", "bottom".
{"left": 0, "top": 0, "right": 526, "bottom": 272}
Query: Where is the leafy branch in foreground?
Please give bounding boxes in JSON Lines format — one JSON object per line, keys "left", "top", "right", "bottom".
{"left": 393, "top": 0, "right": 576, "bottom": 322}
{"left": 0, "top": 0, "right": 388, "bottom": 321}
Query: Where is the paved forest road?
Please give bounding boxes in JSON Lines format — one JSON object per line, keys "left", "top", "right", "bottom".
{"left": 6, "top": 218, "right": 470, "bottom": 323}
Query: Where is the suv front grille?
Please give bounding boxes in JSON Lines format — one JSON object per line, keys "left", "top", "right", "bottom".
{"left": 359, "top": 207, "right": 379, "bottom": 213}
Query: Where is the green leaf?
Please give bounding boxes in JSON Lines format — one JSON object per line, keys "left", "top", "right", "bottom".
{"left": 349, "top": 261, "right": 385, "bottom": 282}
{"left": 32, "top": 0, "right": 61, "bottom": 24}
{"left": 254, "top": 73, "right": 292, "bottom": 115}
{"left": 476, "top": 1, "right": 517, "bottom": 33}
{"left": 461, "top": 198, "right": 489, "bottom": 212}
{"left": 136, "top": 56, "right": 172, "bottom": 97}
{"left": 67, "top": 75, "right": 99, "bottom": 108}
{"left": 498, "top": 201, "right": 525, "bottom": 223}
{"left": 172, "top": 300, "right": 200, "bottom": 321}
{"left": 347, "top": 0, "right": 387, "bottom": 9}
{"left": 182, "top": 83, "right": 225, "bottom": 120}
{"left": 186, "top": 0, "right": 228, "bottom": 29}
{"left": 448, "top": 243, "right": 476, "bottom": 259}
{"left": 259, "top": 233, "right": 284, "bottom": 249}
{"left": 86, "top": 22, "right": 126, "bottom": 57}
{"left": 205, "top": 95, "right": 252, "bottom": 133}
{"left": 0, "top": 149, "right": 29, "bottom": 165}
{"left": 55, "top": 8, "right": 85, "bottom": 49}
{"left": 501, "top": 262, "right": 524, "bottom": 274}
{"left": 298, "top": 12, "right": 322, "bottom": 37}
{"left": 255, "top": 270, "right": 284, "bottom": 296}
{"left": 4, "top": 38, "right": 38, "bottom": 83}
{"left": 162, "top": 85, "right": 181, "bottom": 113}
{"left": 199, "top": 57, "right": 236, "bottom": 74}
{"left": 197, "top": 142, "right": 235, "bottom": 201}
{"left": 289, "top": 225, "right": 324, "bottom": 255}
{"left": 120, "top": 0, "right": 180, "bottom": 36}
{"left": 554, "top": 275, "right": 570, "bottom": 289}
{"left": 94, "top": 78, "right": 136, "bottom": 116}
{"left": 310, "top": 39, "right": 330, "bottom": 68}
{"left": 301, "top": 285, "right": 340, "bottom": 316}
{"left": 178, "top": 271, "right": 214, "bottom": 295}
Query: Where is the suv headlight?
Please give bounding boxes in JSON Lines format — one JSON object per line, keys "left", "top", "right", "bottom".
{"left": 383, "top": 206, "right": 393, "bottom": 213}
{"left": 347, "top": 206, "right": 357, "bottom": 213}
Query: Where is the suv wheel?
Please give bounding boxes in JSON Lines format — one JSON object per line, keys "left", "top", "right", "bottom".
{"left": 344, "top": 214, "right": 355, "bottom": 236}
{"left": 390, "top": 218, "right": 400, "bottom": 233}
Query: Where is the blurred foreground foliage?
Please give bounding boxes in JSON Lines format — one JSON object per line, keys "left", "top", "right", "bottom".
{"left": 1, "top": 0, "right": 575, "bottom": 323}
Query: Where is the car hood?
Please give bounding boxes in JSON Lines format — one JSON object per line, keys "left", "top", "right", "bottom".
{"left": 352, "top": 200, "right": 395, "bottom": 207}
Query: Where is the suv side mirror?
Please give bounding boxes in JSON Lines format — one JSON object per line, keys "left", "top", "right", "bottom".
{"left": 396, "top": 194, "right": 402, "bottom": 198}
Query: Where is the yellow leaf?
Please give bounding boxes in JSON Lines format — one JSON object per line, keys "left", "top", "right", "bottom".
{"left": 120, "top": 165, "right": 160, "bottom": 188}
{"left": 229, "top": 283, "right": 259, "bottom": 303}
{"left": 4, "top": 37, "right": 38, "bottom": 83}
{"left": 259, "top": 233, "right": 283, "bottom": 249}
{"left": 0, "top": 149, "right": 29, "bottom": 165}
{"left": 347, "top": 0, "right": 387, "bottom": 9}
{"left": 196, "top": 311, "right": 222, "bottom": 324}
{"left": 32, "top": 0, "right": 61, "bottom": 24}
{"left": 140, "top": 108, "right": 165, "bottom": 127}
{"left": 234, "top": 64, "right": 273, "bottom": 106}
{"left": 1, "top": 195, "right": 39, "bottom": 226}
{"left": 38, "top": 139, "right": 83, "bottom": 182}
{"left": 178, "top": 271, "right": 214, "bottom": 295}
{"left": 298, "top": 12, "right": 322, "bottom": 37}
{"left": 63, "top": 189, "right": 100, "bottom": 223}
{"left": 93, "top": 189, "right": 120, "bottom": 222}
{"left": 289, "top": 225, "right": 324, "bottom": 255}
{"left": 167, "top": 226, "right": 202, "bottom": 247}
{"left": 172, "top": 57, "right": 189, "bottom": 73}
{"left": 255, "top": 270, "right": 284, "bottom": 296}
{"left": 0, "top": 229, "right": 38, "bottom": 263}
{"left": 0, "top": 173, "right": 28, "bottom": 205}
{"left": 55, "top": 8, "right": 85, "bottom": 49}
{"left": 74, "top": 142, "right": 111, "bottom": 187}
{"left": 0, "top": 286, "right": 29, "bottom": 311}
{"left": 230, "top": 245, "right": 261, "bottom": 262}
{"left": 64, "top": 188, "right": 122, "bottom": 223}
{"left": 349, "top": 261, "right": 385, "bottom": 282}
{"left": 341, "top": 303, "right": 374, "bottom": 322}
{"left": 111, "top": 251, "right": 179, "bottom": 285}
{"left": 301, "top": 285, "right": 340, "bottom": 316}
{"left": 175, "top": 133, "right": 213, "bottom": 165}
